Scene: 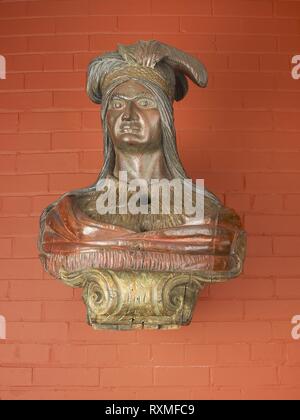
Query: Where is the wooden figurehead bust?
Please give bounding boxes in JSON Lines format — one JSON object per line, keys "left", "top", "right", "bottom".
{"left": 39, "top": 40, "right": 246, "bottom": 330}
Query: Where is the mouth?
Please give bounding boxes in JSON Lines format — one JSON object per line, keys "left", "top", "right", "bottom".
{"left": 120, "top": 125, "right": 141, "bottom": 134}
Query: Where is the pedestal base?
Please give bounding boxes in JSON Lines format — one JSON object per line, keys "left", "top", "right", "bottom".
{"left": 60, "top": 269, "right": 205, "bottom": 330}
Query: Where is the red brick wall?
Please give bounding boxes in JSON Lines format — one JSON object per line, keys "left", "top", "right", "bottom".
{"left": 0, "top": 0, "right": 300, "bottom": 400}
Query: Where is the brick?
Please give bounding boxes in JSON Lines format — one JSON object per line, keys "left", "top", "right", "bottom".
{"left": 28, "top": 35, "right": 89, "bottom": 52}
{"left": 51, "top": 132, "right": 101, "bottom": 150}
{"left": 0, "top": 18, "right": 55, "bottom": 36}
{"left": 242, "top": 387, "right": 300, "bottom": 401}
{"left": 178, "top": 89, "right": 243, "bottom": 109}
{"left": 154, "top": 367, "right": 210, "bottom": 386}
{"left": 9, "top": 280, "right": 73, "bottom": 301}
{"left": 0, "top": 113, "right": 18, "bottom": 132}
{"left": 280, "top": 368, "right": 300, "bottom": 385}
{"left": 198, "top": 172, "right": 244, "bottom": 194}
{"left": 74, "top": 52, "right": 99, "bottom": 71}
{"left": 277, "top": 73, "right": 300, "bottom": 91}
{"left": 49, "top": 173, "right": 97, "bottom": 193}
{"left": 275, "top": 279, "right": 300, "bottom": 299}
{"left": 217, "top": 344, "right": 250, "bottom": 363}
{"left": 118, "top": 16, "right": 180, "bottom": 33}
{"left": 116, "top": 344, "right": 151, "bottom": 365}
{"left": 0, "top": 2, "right": 27, "bottom": 18}
{"left": 136, "top": 387, "right": 190, "bottom": 400}
{"left": 0, "top": 259, "right": 42, "bottom": 279}
{"left": 213, "top": 0, "right": 273, "bottom": 16}
{"left": 8, "top": 322, "right": 68, "bottom": 343}
{"left": 225, "top": 194, "right": 252, "bottom": 212}
{"left": 7, "top": 54, "right": 44, "bottom": 72}
{"left": 43, "top": 54, "right": 74, "bottom": 71}
{"left": 13, "top": 237, "right": 38, "bottom": 258}
{"left": 274, "top": 238, "right": 300, "bottom": 257}
{"left": 0, "top": 92, "right": 53, "bottom": 111}
{"left": 87, "top": 345, "right": 118, "bottom": 366}
{"left": 245, "top": 215, "right": 300, "bottom": 235}
{"left": 260, "top": 53, "right": 291, "bottom": 71}
{"left": 101, "top": 367, "right": 153, "bottom": 387}
{"left": 0, "top": 134, "right": 51, "bottom": 152}
{"left": 55, "top": 16, "right": 117, "bottom": 33}
{"left": 53, "top": 91, "right": 92, "bottom": 109}
{"left": 214, "top": 72, "right": 276, "bottom": 90}
{"left": 247, "top": 236, "right": 273, "bottom": 257}
{"left": 27, "top": 0, "right": 87, "bottom": 17}
{"left": 181, "top": 16, "right": 242, "bottom": 34}
{"left": 272, "top": 321, "right": 296, "bottom": 341}
{"left": 287, "top": 344, "right": 300, "bottom": 365}
{"left": 69, "top": 322, "right": 137, "bottom": 344}
{"left": 243, "top": 92, "right": 300, "bottom": 110}
{"left": 245, "top": 257, "right": 300, "bottom": 277}
{"left": 245, "top": 301, "right": 300, "bottom": 321}
{"left": 33, "top": 368, "right": 99, "bottom": 386}
{"left": 79, "top": 151, "right": 103, "bottom": 172}
{"left": 216, "top": 35, "right": 277, "bottom": 52}
{"left": 31, "top": 195, "right": 60, "bottom": 216}
{"left": 152, "top": 0, "right": 211, "bottom": 15}
{"left": 0, "top": 217, "right": 38, "bottom": 236}
{"left": 0, "top": 344, "right": 50, "bottom": 365}
{"left": 204, "top": 322, "right": 272, "bottom": 344}
{"left": 0, "top": 155, "right": 16, "bottom": 174}
{"left": 0, "top": 238, "right": 12, "bottom": 258}
{"left": 285, "top": 195, "right": 300, "bottom": 212}
{"left": 177, "top": 109, "right": 273, "bottom": 130}
{"left": 274, "top": 112, "right": 300, "bottom": 131}
{"left": 82, "top": 111, "right": 103, "bottom": 130}
{"left": 241, "top": 18, "right": 300, "bottom": 35}
{"left": 246, "top": 174, "right": 300, "bottom": 193}
{"left": 0, "top": 302, "right": 41, "bottom": 322}
{"left": 0, "top": 74, "right": 24, "bottom": 90}
{"left": 25, "top": 72, "right": 85, "bottom": 89}
{"left": 252, "top": 195, "right": 284, "bottom": 213}
{"left": 212, "top": 367, "right": 277, "bottom": 386}
{"left": 251, "top": 344, "right": 285, "bottom": 363}
{"left": 0, "top": 197, "right": 31, "bottom": 216}
{"left": 89, "top": 0, "right": 151, "bottom": 14}
{"left": 228, "top": 53, "right": 260, "bottom": 71}
{"left": 51, "top": 344, "right": 88, "bottom": 366}
{"left": 185, "top": 345, "right": 217, "bottom": 364}
{"left": 209, "top": 277, "right": 274, "bottom": 299}
{"left": 0, "top": 280, "right": 9, "bottom": 299}
{"left": 193, "top": 300, "right": 243, "bottom": 321}
{"left": 17, "top": 153, "right": 79, "bottom": 173}
{"left": 151, "top": 344, "right": 185, "bottom": 364}
{"left": 90, "top": 34, "right": 216, "bottom": 53}
{"left": 43, "top": 301, "right": 86, "bottom": 322}
{"left": 0, "top": 37, "right": 27, "bottom": 54}
{"left": 275, "top": 1, "right": 300, "bottom": 17}
{"left": 0, "top": 368, "right": 32, "bottom": 386}
{"left": 20, "top": 112, "right": 82, "bottom": 131}
{"left": 211, "top": 151, "right": 273, "bottom": 172}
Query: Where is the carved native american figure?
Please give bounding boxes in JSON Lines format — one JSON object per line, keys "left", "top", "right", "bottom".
{"left": 39, "top": 40, "right": 246, "bottom": 330}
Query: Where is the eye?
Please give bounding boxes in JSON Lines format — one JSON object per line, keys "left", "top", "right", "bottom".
{"left": 136, "top": 98, "right": 156, "bottom": 108}
{"left": 110, "top": 99, "right": 125, "bottom": 110}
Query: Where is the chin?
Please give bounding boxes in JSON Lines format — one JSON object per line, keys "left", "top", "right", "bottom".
{"left": 119, "top": 134, "right": 148, "bottom": 145}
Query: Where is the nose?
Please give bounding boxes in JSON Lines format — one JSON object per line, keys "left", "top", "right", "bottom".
{"left": 121, "top": 100, "right": 138, "bottom": 121}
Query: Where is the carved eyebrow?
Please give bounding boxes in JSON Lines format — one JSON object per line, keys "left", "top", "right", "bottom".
{"left": 111, "top": 93, "right": 155, "bottom": 101}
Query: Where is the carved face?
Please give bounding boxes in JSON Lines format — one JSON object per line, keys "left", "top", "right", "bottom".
{"left": 107, "top": 80, "right": 162, "bottom": 152}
